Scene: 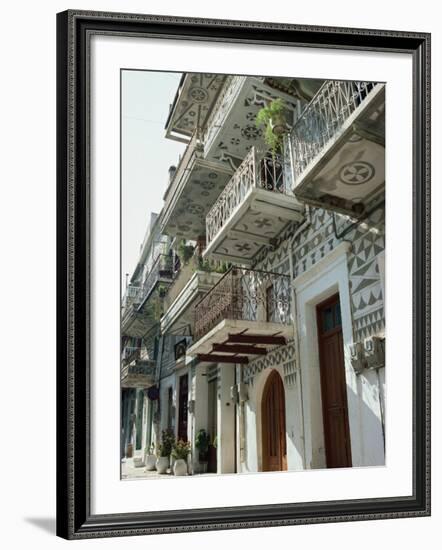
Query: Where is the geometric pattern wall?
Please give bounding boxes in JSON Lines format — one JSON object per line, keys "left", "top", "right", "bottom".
{"left": 345, "top": 207, "right": 385, "bottom": 341}
{"left": 243, "top": 342, "right": 297, "bottom": 387}
{"left": 251, "top": 201, "right": 385, "bottom": 352}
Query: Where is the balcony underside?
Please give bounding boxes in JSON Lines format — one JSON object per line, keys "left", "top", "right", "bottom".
{"left": 204, "top": 77, "right": 299, "bottom": 171}
{"left": 160, "top": 158, "right": 233, "bottom": 240}
{"left": 161, "top": 270, "right": 224, "bottom": 336}
{"left": 204, "top": 188, "right": 304, "bottom": 264}
{"left": 121, "top": 310, "right": 156, "bottom": 338}
{"left": 293, "top": 85, "right": 385, "bottom": 217}
{"left": 165, "top": 73, "right": 226, "bottom": 142}
{"left": 187, "top": 319, "right": 294, "bottom": 364}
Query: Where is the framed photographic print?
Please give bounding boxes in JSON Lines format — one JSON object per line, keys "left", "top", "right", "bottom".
{"left": 56, "top": 10, "right": 431, "bottom": 539}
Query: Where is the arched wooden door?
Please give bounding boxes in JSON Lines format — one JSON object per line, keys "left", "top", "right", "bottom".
{"left": 262, "top": 370, "right": 287, "bottom": 471}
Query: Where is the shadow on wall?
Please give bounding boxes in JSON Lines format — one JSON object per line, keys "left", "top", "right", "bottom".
{"left": 245, "top": 364, "right": 385, "bottom": 472}
{"left": 346, "top": 369, "right": 385, "bottom": 467}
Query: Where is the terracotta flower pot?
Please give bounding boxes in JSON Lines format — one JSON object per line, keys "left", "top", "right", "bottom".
{"left": 269, "top": 115, "right": 288, "bottom": 136}
{"left": 126, "top": 443, "right": 133, "bottom": 458}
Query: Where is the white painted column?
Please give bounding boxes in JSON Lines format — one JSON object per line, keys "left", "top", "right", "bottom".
{"left": 217, "top": 364, "right": 236, "bottom": 474}
{"left": 133, "top": 389, "right": 141, "bottom": 451}
{"left": 190, "top": 363, "right": 209, "bottom": 473}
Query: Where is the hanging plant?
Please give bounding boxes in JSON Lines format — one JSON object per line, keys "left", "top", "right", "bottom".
{"left": 255, "top": 98, "right": 289, "bottom": 156}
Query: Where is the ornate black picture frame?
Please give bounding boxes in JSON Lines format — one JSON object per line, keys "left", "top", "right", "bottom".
{"left": 56, "top": 10, "right": 431, "bottom": 539}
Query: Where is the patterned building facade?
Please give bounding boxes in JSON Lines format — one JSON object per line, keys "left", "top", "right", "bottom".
{"left": 121, "top": 73, "right": 386, "bottom": 475}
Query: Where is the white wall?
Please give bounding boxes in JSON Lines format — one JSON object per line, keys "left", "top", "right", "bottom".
{"left": 2, "top": 1, "right": 440, "bottom": 550}
{"left": 294, "top": 242, "right": 384, "bottom": 467}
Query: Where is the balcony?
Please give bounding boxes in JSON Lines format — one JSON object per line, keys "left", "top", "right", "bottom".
{"left": 203, "top": 147, "right": 304, "bottom": 264}
{"left": 122, "top": 285, "right": 142, "bottom": 309}
{"left": 139, "top": 253, "right": 174, "bottom": 309}
{"left": 160, "top": 249, "right": 226, "bottom": 336}
{"left": 187, "top": 267, "right": 293, "bottom": 364}
{"left": 290, "top": 80, "right": 385, "bottom": 216}
{"left": 160, "top": 131, "right": 234, "bottom": 241}
{"left": 202, "top": 75, "right": 301, "bottom": 170}
{"left": 121, "top": 348, "right": 156, "bottom": 388}
{"left": 165, "top": 73, "right": 227, "bottom": 142}
{"left": 161, "top": 75, "right": 306, "bottom": 242}
{"left": 121, "top": 254, "right": 174, "bottom": 338}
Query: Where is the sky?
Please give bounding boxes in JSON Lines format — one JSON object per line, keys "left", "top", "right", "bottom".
{"left": 122, "top": 70, "right": 185, "bottom": 289}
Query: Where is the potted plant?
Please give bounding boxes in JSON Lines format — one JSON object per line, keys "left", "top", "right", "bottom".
{"left": 177, "top": 239, "right": 195, "bottom": 265}
{"left": 144, "top": 443, "right": 156, "bottom": 471}
{"left": 195, "top": 429, "right": 210, "bottom": 473}
{"left": 155, "top": 429, "right": 175, "bottom": 474}
{"left": 171, "top": 439, "right": 191, "bottom": 476}
{"left": 255, "top": 98, "right": 289, "bottom": 156}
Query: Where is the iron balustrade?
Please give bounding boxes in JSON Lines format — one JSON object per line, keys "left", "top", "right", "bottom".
{"left": 121, "top": 360, "right": 156, "bottom": 381}
{"left": 122, "top": 346, "right": 141, "bottom": 360}
{"left": 139, "top": 253, "right": 174, "bottom": 308}
{"left": 205, "top": 147, "right": 289, "bottom": 245}
{"left": 121, "top": 346, "right": 152, "bottom": 366}
{"left": 122, "top": 286, "right": 142, "bottom": 309}
{"left": 289, "top": 80, "right": 379, "bottom": 185}
{"left": 193, "top": 266, "right": 291, "bottom": 341}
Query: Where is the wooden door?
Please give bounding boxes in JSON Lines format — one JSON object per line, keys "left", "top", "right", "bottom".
{"left": 177, "top": 374, "right": 188, "bottom": 442}
{"left": 262, "top": 370, "right": 287, "bottom": 471}
{"left": 316, "top": 294, "right": 352, "bottom": 468}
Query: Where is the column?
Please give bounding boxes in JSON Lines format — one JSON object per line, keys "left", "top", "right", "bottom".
{"left": 217, "top": 364, "right": 236, "bottom": 474}
{"left": 191, "top": 363, "right": 209, "bottom": 473}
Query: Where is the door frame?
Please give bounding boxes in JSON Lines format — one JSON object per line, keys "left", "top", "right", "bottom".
{"left": 261, "top": 369, "right": 288, "bottom": 472}
{"left": 293, "top": 242, "right": 361, "bottom": 468}
{"left": 177, "top": 373, "right": 189, "bottom": 442}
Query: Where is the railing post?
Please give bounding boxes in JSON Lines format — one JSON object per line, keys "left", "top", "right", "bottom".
{"left": 252, "top": 147, "right": 257, "bottom": 190}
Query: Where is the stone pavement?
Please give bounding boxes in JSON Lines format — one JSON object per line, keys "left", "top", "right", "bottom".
{"left": 121, "top": 457, "right": 173, "bottom": 479}
{"left": 121, "top": 457, "right": 215, "bottom": 480}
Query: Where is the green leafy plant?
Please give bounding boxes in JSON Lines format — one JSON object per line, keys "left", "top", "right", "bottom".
{"left": 195, "top": 429, "right": 210, "bottom": 461}
{"left": 157, "top": 283, "right": 167, "bottom": 298}
{"left": 157, "top": 428, "right": 175, "bottom": 457}
{"left": 177, "top": 239, "right": 195, "bottom": 265}
{"left": 255, "top": 98, "right": 288, "bottom": 155}
{"left": 194, "top": 256, "right": 230, "bottom": 274}
{"left": 171, "top": 439, "right": 191, "bottom": 460}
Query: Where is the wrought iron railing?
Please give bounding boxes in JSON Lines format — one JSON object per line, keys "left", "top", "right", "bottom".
{"left": 139, "top": 253, "right": 174, "bottom": 307}
{"left": 121, "top": 346, "right": 151, "bottom": 366}
{"left": 121, "top": 360, "right": 156, "bottom": 381}
{"left": 289, "top": 80, "right": 380, "bottom": 184}
{"left": 193, "top": 267, "right": 291, "bottom": 341}
{"left": 122, "top": 346, "right": 140, "bottom": 360}
{"left": 205, "top": 147, "right": 289, "bottom": 245}
{"left": 122, "top": 285, "right": 142, "bottom": 309}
